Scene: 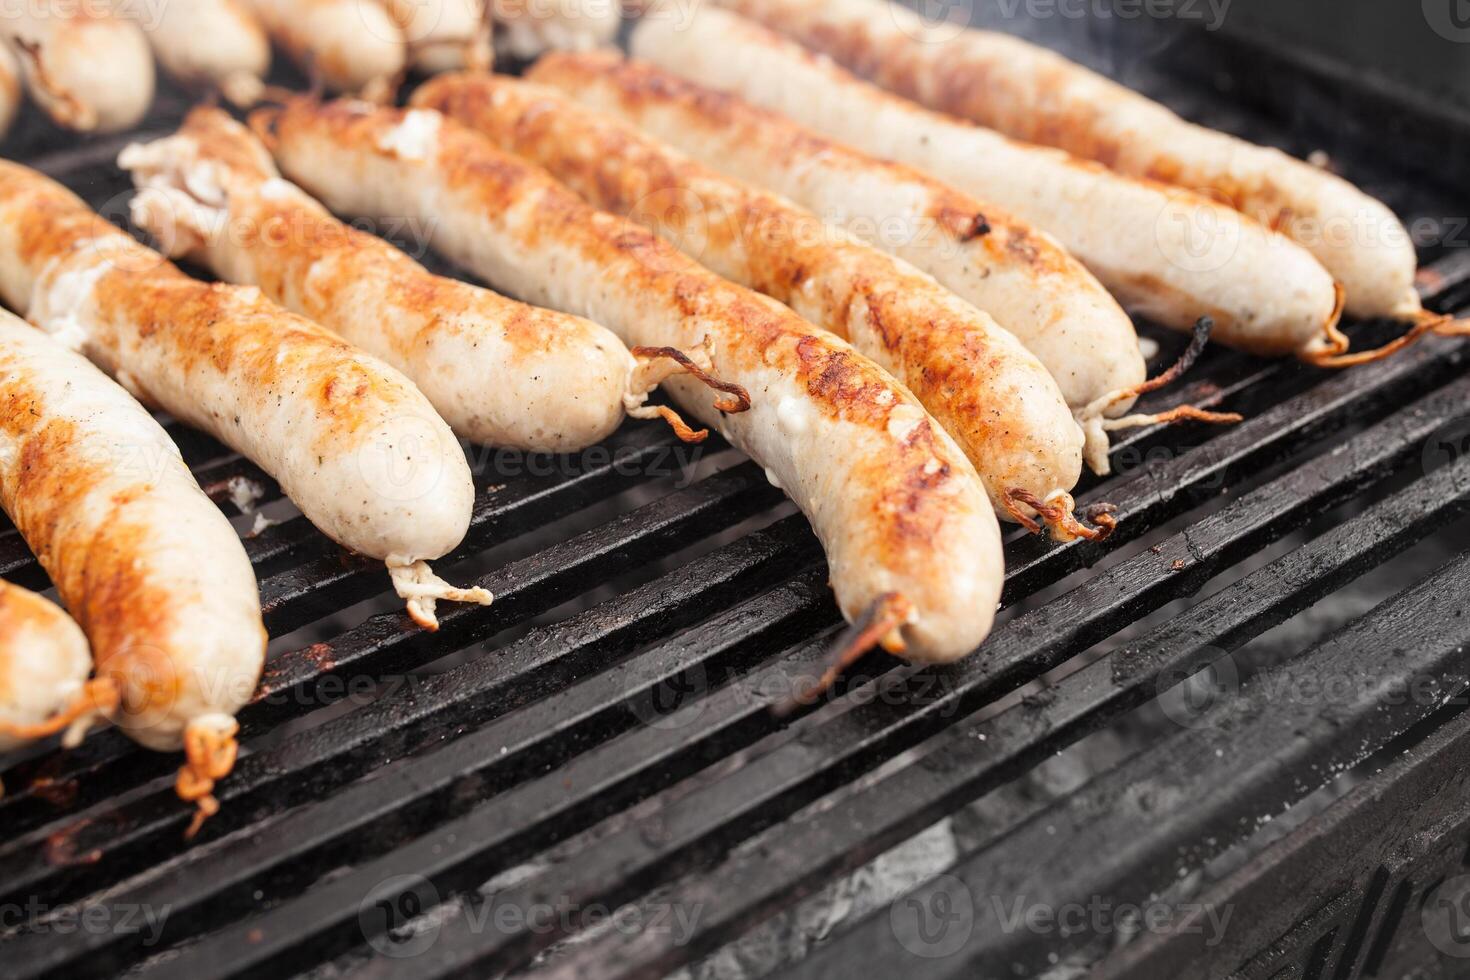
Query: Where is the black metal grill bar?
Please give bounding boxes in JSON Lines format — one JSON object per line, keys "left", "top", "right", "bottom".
{"left": 253, "top": 422, "right": 709, "bottom": 628}
{"left": 784, "top": 551, "right": 1470, "bottom": 980}
{"left": 996, "top": 328, "right": 1465, "bottom": 603}
{"left": 329, "top": 359, "right": 1470, "bottom": 980}
{"left": 0, "top": 421, "right": 689, "bottom": 638}
{"left": 130, "top": 622, "right": 852, "bottom": 980}
{"left": 0, "top": 456, "right": 782, "bottom": 909}
{"left": 1421, "top": 247, "right": 1470, "bottom": 307}
{"left": 0, "top": 422, "right": 691, "bottom": 829}
{"left": 9, "top": 525, "right": 835, "bottom": 980}
{"left": 107, "top": 350, "right": 1470, "bottom": 980}
{"left": 1093, "top": 708, "right": 1470, "bottom": 980}
{"left": 248, "top": 442, "right": 695, "bottom": 639}
{"left": 541, "top": 438, "right": 1470, "bottom": 980}
{"left": 191, "top": 455, "right": 284, "bottom": 506}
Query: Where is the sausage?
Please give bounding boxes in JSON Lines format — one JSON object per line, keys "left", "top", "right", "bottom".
{"left": 0, "top": 42, "right": 21, "bottom": 142}
{"left": 239, "top": 0, "right": 406, "bottom": 98}
{"left": 631, "top": 8, "right": 1345, "bottom": 363}
{"left": 488, "top": 0, "right": 619, "bottom": 58}
{"left": 120, "top": 106, "right": 721, "bottom": 452}
{"left": 524, "top": 52, "right": 1146, "bottom": 425}
{"left": 715, "top": 0, "right": 1429, "bottom": 328}
{"left": 255, "top": 98, "right": 1004, "bottom": 664}
{"left": 117, "top": 0, "right": 271, "bottom": 107}
{"left": 3, "top": 3, "right": 154, "bottom": 132}
{"left": 0, "top": 161, "right": 488, "bottom": 631}
{"left": 0, "top": 311, "right": 265, "bottom": 831}
{"left": 413, "top": 73, "right": 1108, "bottom": 536}
{"left": 380, "top": 0, "right": 491, "bottom": 73}
{"left": 0, "top": 580, "right": 109, "bottom": 756}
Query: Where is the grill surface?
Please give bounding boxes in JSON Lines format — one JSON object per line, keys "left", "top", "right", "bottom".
{"left": 1, "top": 12, "right": 1469, "bottom": 980}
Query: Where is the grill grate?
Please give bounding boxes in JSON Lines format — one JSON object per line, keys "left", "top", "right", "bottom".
{"left": 2, "top": 16, "right": 1470, "bottom": 980}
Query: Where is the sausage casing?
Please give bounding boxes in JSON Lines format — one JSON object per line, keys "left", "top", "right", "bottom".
{"left": 4, "top": 4, "right": 154, "bottom": 132}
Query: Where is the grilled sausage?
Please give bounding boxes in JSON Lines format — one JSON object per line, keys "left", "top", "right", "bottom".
{"left": 121, "top": 106, "right": 717, "bottom": 452}
{"left": 715, "top": 0, "right": 1426, "bottom": 326}
{"left": 0, "top": 580, "right": 106, "bottom": 756}
{"left": 239, "top": 0, "right": 406, "bottom": 98}
{"left": 0, "top": 311, "right": 264, "bottom": 830}
{"left": 631, "top": 8, "right": 1344, "bottom": 362}
{"left": 524, "top": 51, "right": 1145, "bottom": 420}
{"left": 255, "top": 98, "right": 1004, "bottom": 663}
{"left": 488, "top": 0, "right": 619, "bottom": 58}
{"left": 118, "top": 0, "right": 271, "bottom": 106}
{"left": 381, "top": 0, "right": 491, "bottom": 73}
{"left": 3, "top": 3, "right": 154, "bottom": 132}
{"left": 0, "top": 161, "right": 487, "bottom": 631}
{"left": 413, "top": 73, "right": 1105, "bottom": 533}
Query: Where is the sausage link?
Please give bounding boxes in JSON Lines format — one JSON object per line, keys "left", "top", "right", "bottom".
{"left": 117, "top": 0, "right": 271, "bottom": 106}
{"left": 413, "top": 72, "right": 1090, "bottom": 526}
{"left": 121, "top": 106, "right": 688, "bottom": 454}
{"left": 0, "top": 580, "right": 101, "bottom": 753}
{"left": 380, "top": 0, "right": 491, "bottom": 73}
{"left": 632, "top": 8, "right": 1341, "bottom": 359}
{"left": 239, "top": 0, "right": 405, "bottom": 97}
{"left": 0, "top": 161, "right": 485, "bottom": 630}
{"left": 0, "top": 311, "right": 265, "bottom": 827}
{"left": 3, "top": 3, "right": 154, "bottom": 132}
{"left": 258, "top": 98, "right": 1004, "bottom": 662}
